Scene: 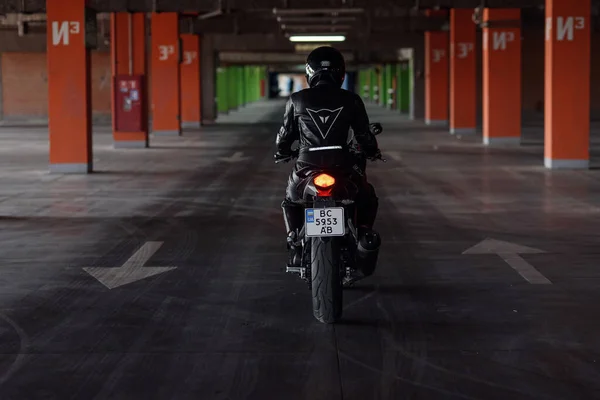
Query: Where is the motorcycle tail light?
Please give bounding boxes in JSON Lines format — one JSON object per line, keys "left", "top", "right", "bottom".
{"left": 314, "top": 173, "right": 335, "bottom": 196}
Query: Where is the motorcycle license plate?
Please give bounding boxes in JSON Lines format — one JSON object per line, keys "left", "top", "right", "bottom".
{"left": 305, "top": 208, "right": 345, "bottom": 237}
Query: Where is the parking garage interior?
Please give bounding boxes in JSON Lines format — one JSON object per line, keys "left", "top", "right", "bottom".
{"left": 0, "top": 0, "right": 600, "bottom": 399}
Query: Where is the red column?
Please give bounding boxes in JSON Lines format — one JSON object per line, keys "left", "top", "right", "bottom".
{"left": 151, "top": 13, "right": 181, "bottom": 136}
{"left": 449, "top": 9, "right": 477, "bottom": 134}
{"left": 111, "top": 13, "right": 148, "bottom": 148}
{"left": 46, "top": 0, "right": 92, "bottom": 173}
{"left": 482, "top": 9, "right": 521, "bottom": 145}
{"left": 544, "top": 0, "right": 591, "bottom": 169}
{"left": 425, "top": 10, "right": 449, "bottom": 126}
{"left": 180, "top": 34, "right": 202, "bottom": 128}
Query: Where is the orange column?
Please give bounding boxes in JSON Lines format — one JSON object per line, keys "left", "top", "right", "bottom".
{"left": 482, "top": 9, "right": 521, "bottom": 145}
{"left": 449, "top": 9, "right": 476, "bottom": 134}
{"left": 46, "top": 0, "right": 92, "bottom": 173}
{"left": 111, "top": 13, "right": 148, "bottom": 148}
{"left": 180, "top": 34, "right": 202, "bottom": 128}
{"left": 425, "top": 10, "right": 449, "bottom": 126}
{"left": 151, "top": 13, "right": 181, "bottom": 136}
{"left": 544, "top": 0, "right": 591, "bottom": 169}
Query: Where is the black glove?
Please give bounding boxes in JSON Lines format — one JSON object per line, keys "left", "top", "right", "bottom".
{"left": 274, "top": 151, "right": 293, "bottom": 163}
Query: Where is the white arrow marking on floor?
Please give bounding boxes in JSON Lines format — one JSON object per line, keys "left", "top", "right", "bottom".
{"left": 462, "top": 238, "right": 551, "bottom": 284}
{"left": 218, "top": 151, "right": 251, "bottom": 163}
{"left": 83, "top": 241, "right": 176, "bottom": 289}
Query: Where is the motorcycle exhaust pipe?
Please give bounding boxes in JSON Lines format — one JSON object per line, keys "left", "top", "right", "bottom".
{"left": 356, "top": 228, "right": 381, "bottom": 277}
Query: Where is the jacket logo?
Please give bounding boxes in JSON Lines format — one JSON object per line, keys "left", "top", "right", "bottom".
{"left": 306, "top": 107, "right": 344, "bottom": 139}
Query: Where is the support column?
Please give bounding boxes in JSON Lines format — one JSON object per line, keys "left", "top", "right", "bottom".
{"left": 238, "top": 67, "right": 245, "bottom": 107}
{"left": 366, "top": 68, "right": 370, "bottom": 99}
{"left": 254, "top": 66, "right": 260, "bottom": 101}
{"left": 397, "top": 61, "right": 411, "bottom": 113}
{"left": 200, "top": 35, "right": 216, "bottom": 124}
{"left": 385, "top": 65, "right": 394, "bottom": 109}
{"left": 0, "top": 53, "right": 4, "bottom": 122}
{"left": 150, "top": 13, "right": 181, "bottom": 136}
{"left": 111, "top": 13, "right": 148, "bottom": 148}
{"left": 399, "top": 47, "right": 419, "bottom": 119}
{"left": 544, "top": 0, "right": 591, "bottom": 169}
{"left": 243, "top": 66, "right": 250, "bottom": 103}
{"left": 261, "top": 66, "right": 267, "bottom": 98}
{"left": 371, "top": 68, "right": 379, "bottom": 103}
{"left": 378, "top": 65, "right": 384, "bottom": 107}
{"left": 360, "top": 69, "right": 368, "bottom": 101}
{"left": 425, "top": 10, "right": 449, "bottom": 126}
{"left": 482, "top": 9, "right": 522, "bottom": 145}
{"left": 46, "top": 0, "right": 92, "bottom": 173}
{"left": 449, "top": 9, "right": 477, "bottom": 134}
{"left": 250, "top": 66, "right": 257, "bottom": 102}
{"left": 217, "top": 67, "right": 227, "bottom": 114}
{"left": 390, "top": 69, "right": 397, "bottom": 110}
{"left": 228, "top": 66, "right": 237, "bottom": 111}
{"left": 180, "top": 34, "right": 201, "bottom": 128}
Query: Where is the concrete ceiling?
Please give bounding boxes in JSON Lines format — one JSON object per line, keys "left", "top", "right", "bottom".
{"left": 0, "top": 0, "right": 550, "bottom": 14}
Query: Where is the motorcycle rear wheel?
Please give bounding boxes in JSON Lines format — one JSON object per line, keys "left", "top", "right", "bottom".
{"left": 310, "top": 237, "right": 343, "bottom": 323}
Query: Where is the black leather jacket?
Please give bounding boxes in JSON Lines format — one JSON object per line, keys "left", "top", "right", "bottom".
{"left": 276, "top": 81, "right": 379, "bottom": 162}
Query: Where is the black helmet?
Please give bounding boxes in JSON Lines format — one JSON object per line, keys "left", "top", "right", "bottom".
{"left": 305, "top": 46, "right": 346, "bottom": 87}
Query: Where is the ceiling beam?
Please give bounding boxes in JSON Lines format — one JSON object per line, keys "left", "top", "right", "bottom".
{"left": 183, "top": 14, "right": 448, "bottom": 34}
{"left": 218, "top": 51, "right": 355, "bottom": 64}
{"left": 276, "top": 16, "right": 359, "bottom": 23}
{"left": 210, "top": 31, "right": 423, "bottom": 52}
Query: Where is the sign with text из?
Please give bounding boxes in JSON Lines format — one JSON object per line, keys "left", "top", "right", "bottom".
{"left": 483, "top": 31, "right": 516, "bottom": 51}
{"left": 546, "top": 16, "right": 586, "bottom": 42}
{"left": 493, "top": 32, "right": 515, "bottom": 51}
{"left": 51, "top": 21, "right": 81, "bottom": 46}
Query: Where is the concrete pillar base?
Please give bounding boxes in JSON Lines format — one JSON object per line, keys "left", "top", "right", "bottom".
{"left": 114, "top": 141, "right": 148, "bottom": 149}
{"left": 483, "top": 137, "right": 520, "bottom": 146}
{"left": 451, "top": 128, "right": 476, "bottom": 135}
{"left": 49, "top": 163, "right": 92, "bottom": 174}
{"left": 425, "top": 119, "right": 447, "bottom": 126}
{"left": 544, "top": 158, "right": 589, "bottom": 169}
{"left": 152, "top": 130, "right": 181, "bottom": 136}
{"left": 182, "top": 121, "right": 201, "bottom": 128}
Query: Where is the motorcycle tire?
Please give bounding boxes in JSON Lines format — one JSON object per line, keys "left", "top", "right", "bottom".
{"left": 310, "top": 237, "right": 343, "bottom": 323}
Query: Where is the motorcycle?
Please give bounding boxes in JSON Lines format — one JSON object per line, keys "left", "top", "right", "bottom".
{"left": 275, "top": 123, "right": 385, "bottom": 324}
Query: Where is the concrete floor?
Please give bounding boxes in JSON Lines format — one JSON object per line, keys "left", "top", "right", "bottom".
{"left": 0, "top": 99, "right": 599, "bottom": 399}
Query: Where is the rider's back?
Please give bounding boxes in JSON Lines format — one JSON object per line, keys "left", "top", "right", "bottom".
{"left": 290, "top": 83, "right": 366, "bottom": 152}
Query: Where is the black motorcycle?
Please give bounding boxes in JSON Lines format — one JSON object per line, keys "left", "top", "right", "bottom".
{"left": 276, "top": 123, "right": 384, "bottom": 324}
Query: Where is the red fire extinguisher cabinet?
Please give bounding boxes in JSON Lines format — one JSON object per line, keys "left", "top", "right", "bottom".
{"left": 113, "top": 75, "right": 147, "bottom": 132}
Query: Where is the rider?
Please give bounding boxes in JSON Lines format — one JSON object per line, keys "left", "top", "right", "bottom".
{"left": 274, "top": 46, "right": 381, "bottom": 264}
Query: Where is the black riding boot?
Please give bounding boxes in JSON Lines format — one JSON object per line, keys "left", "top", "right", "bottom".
{"left": 281, "top": 199, "right": 304, "bottom": 267}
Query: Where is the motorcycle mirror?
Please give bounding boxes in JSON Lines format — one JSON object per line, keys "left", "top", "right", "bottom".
{"left": 370, "top": 123, "right": 383, "bottom": 135}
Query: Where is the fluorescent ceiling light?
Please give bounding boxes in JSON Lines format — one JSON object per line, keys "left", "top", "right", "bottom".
{"left": 289, "top": 35, "right": 346, "bottom": 42}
